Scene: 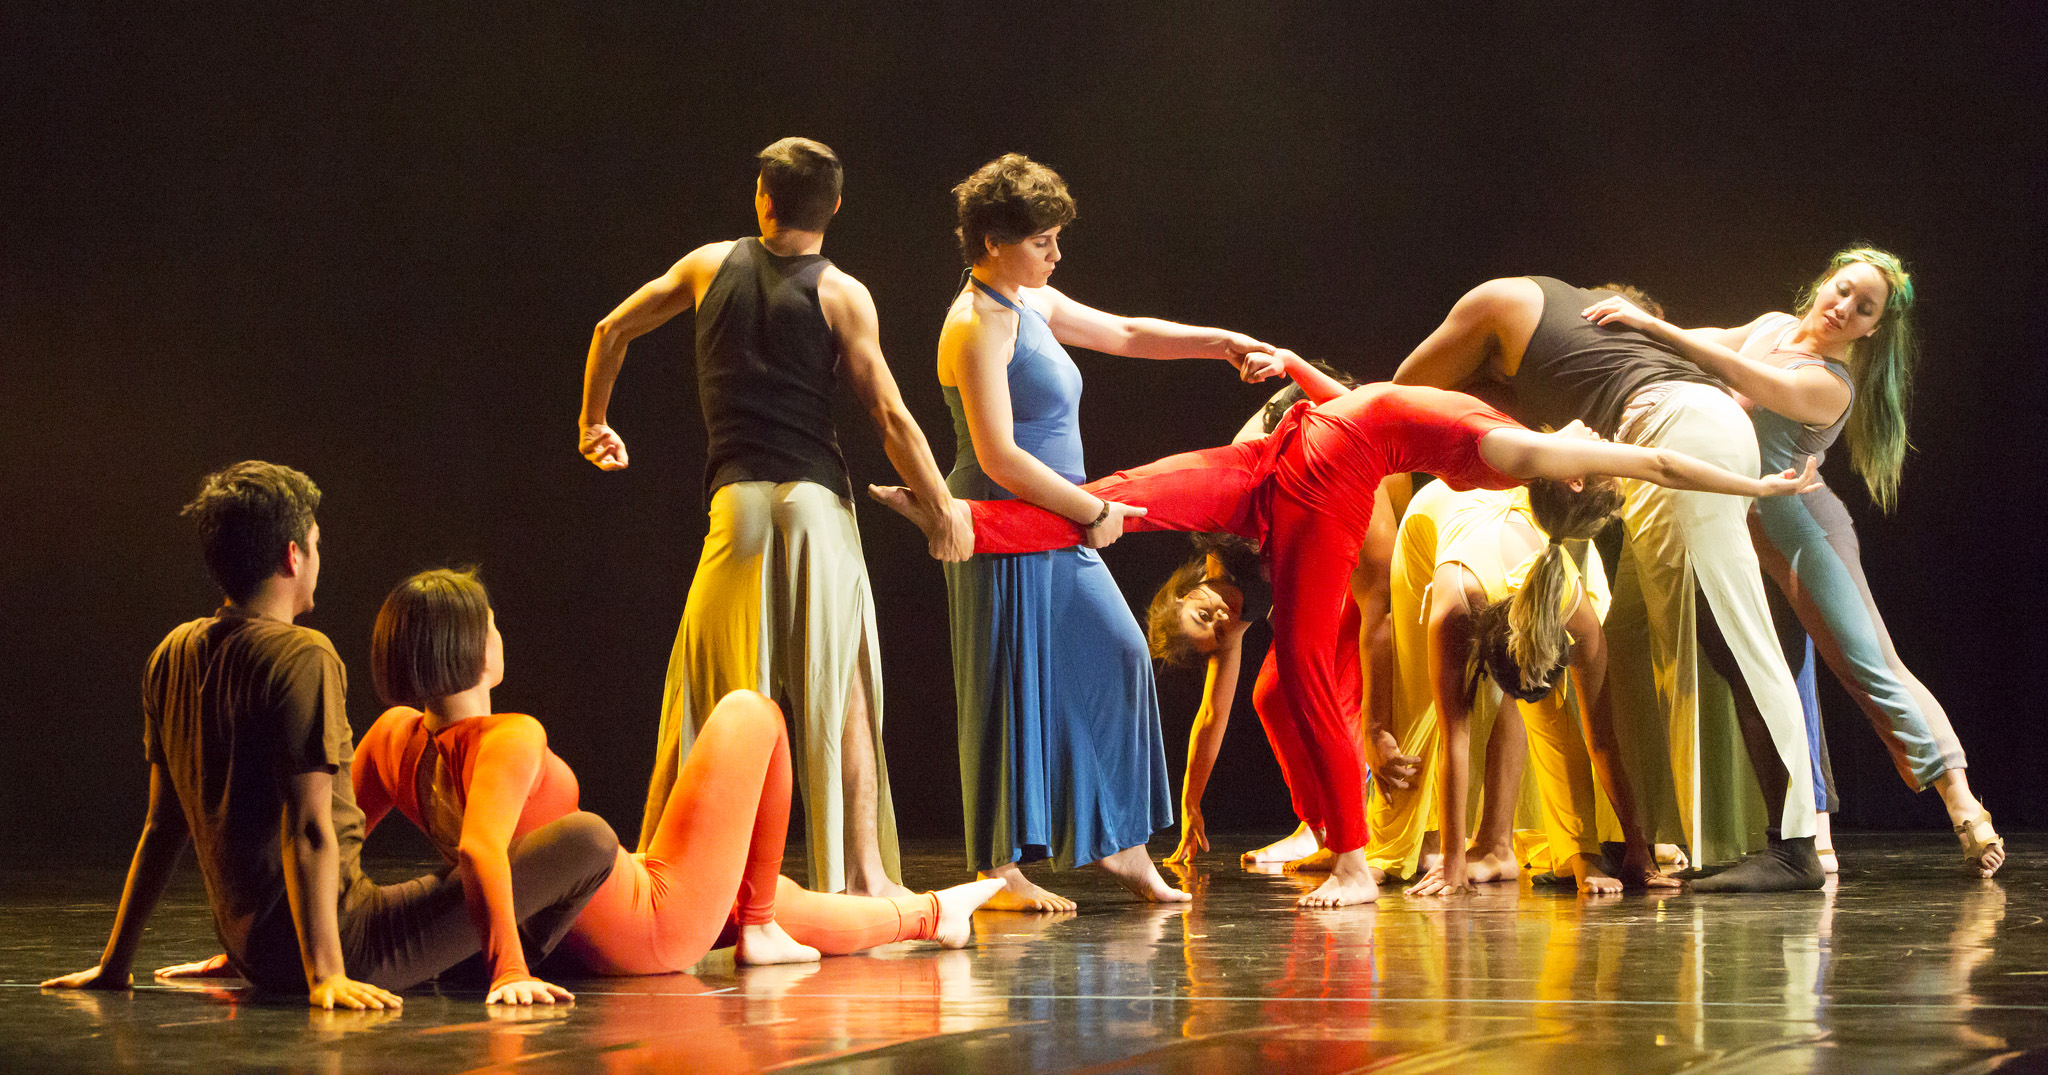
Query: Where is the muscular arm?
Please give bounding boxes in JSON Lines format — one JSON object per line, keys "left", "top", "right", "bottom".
{"left": 577, "top": 242, "right": 729, "bottom": 468}
{"left": 820, "top": 270, "right": 971, "bottom": 561}
{"left": 41, "top": 764, "right": 189, "bottom": 990}
{"left": 1583, "top": 302, "right": 1849, "bottom": 427}
{"left": 1477, "top": 426, "right": 1818, "bottom": 497}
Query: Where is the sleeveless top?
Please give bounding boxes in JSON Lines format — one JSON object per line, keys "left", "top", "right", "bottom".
{"left": 1512, "top": 276, "right": 1724, "bottom": 438}
{"left": 1740, "top": 313, "right": 1853, "bottom": 477}
{"left": 943, "top": 277, "right": 1087, "bottom": 499}
{"left": 695, "top": 238, "right": 851, "bottom": 500}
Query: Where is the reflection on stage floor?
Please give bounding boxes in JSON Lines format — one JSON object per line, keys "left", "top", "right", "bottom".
{"left": 3, "top": 833, "right": 2039, "bottom": 1072}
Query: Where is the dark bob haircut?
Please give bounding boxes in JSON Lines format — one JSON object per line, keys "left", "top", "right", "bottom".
{"left": 179, "top": 460, "right": 321, "bottom": 604}
{"left": 953, "top": 153, "right": 1076, "bottom": 266}
{"left": 757, "top": 137, "right": 842, "bottom": 232}
{"left": 372, "top": 567, "right": 491, "bottom": 708}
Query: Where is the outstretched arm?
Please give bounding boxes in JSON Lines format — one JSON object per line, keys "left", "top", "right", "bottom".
{"left": 1581, "top": 299, "right": 1849, "bottom": 427}
{"left": 1408, "top": 567, "right": 1479, "bottom": 897}
{"left": 41, "top": 763, "right": 189, "bottom": 991}
{"left": 1037, "top": 285, "right": 1283, "bottom": 381}
{"left": 456, "top": 722, "right": 577, "bottom": 1005}
{"left": 944, "top": 303, "right": 1146, "bottom": 547}
{"left": 1168, "top": 614, "right": 1249, "bottom": 867}
{"left": 578, "top": 243, "right": 728, "bottom": 470}
{"left": 1478, "top": 424, "right": 1820, "bottom": 498}
{"left": 822, "top": 270, "right": 972, "bottom": 561}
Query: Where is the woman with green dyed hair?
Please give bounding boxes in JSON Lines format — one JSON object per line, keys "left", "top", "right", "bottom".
{"left": 1582, "top": 246, "right": 2003, "bottom": 877}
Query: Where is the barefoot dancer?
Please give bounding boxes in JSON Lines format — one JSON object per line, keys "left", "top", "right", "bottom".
{"left": 579, "top": 138, "right": 970, "bottom": 898}
{"left": 1153, "top": 371, "right": 1422, "bottom": 872}
{"left": 1582, "top": 248, "right": 2002, "bottom": 877}
{"left": 1394, "top": 276, "right": 1833, "bottom": 892}
{"left": 876, "top": 361, "right": 1817, "bottom": 907}
{"left": 351, "top": 570, "right": 1001, "bottom": 982}
{"left": 1384, "top": 480, "right": 1681, "bottom": 896}
{"left": 938, "top": 154, "right": 1283, "bottom": 910}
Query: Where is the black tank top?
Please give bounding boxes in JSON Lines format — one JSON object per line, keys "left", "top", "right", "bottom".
{"left": 1510, "top": 276, "right": 1725, "bottom": 437}
{"left": 695, "top": 238, "right": 850, "bottom": 500}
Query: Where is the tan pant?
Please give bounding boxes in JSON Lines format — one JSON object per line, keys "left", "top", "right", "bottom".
{"left": 1604, "top": 384, "right": 1817, "bottom": 864}
{"left": 638, "top": 481, "right": 898, "bottom": 894}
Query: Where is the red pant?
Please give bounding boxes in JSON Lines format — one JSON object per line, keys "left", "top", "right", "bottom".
{"left": 966, "top": 440, "right": 1378, "bottom": 853}
{"left": 563, "top": 691, "right": 937, "bottom": 975}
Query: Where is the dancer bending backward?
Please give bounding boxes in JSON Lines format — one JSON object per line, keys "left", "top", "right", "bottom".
{"left": 1581, "top": 247, "right": 2001, "bottom": 877}
{"left": 938, "top": 153, "right": 1286, "bottom": 912}
{"left": 1394, "top": 276, "right": 1832, "bottom": 892}
{"left": 1150, "top": 371, "right": 1422, "bottom": 871}
{"left": 349, "top": 570, "right": 1002, "bottom": 991}
{"left": 1385, "top": 479, "right": 1682, "bottom": 896}
{"left": 875, "top": 360, "right": 1817, "bottom": 907}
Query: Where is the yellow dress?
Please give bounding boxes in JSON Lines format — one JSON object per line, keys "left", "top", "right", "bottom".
{"left": 1368, "top": 481, "right": 1616, "bottom": 879}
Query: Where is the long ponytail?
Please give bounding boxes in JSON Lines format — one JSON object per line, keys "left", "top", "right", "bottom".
{"left": 1470, "top": 477, "right": 1625, "bottom": 701}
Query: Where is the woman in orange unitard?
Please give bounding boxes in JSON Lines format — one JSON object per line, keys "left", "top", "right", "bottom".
{"left": 350, "top": 569, "right": 1001, "bottom": 1001}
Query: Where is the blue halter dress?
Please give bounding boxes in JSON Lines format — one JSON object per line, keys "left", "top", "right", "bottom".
{"left": 942, "top": 278, "right": 1174, "bottom": 871}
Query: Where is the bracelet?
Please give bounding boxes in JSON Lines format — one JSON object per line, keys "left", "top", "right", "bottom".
{"left": 1082, "top": 499, "right": 1112, "bottom": 530}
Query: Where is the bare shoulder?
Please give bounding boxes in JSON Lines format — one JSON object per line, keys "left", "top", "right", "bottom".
{"left": 816, "top": 263, "right": 874, "bottom": 305}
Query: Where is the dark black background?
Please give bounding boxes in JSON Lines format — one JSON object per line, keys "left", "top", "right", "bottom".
{"left": 5, "top": 6, "right": 2043, "bottom": 859}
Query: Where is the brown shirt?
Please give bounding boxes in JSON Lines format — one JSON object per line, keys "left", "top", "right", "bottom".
{"left": 144, "top": 606, "right": 371, "bottom": 988}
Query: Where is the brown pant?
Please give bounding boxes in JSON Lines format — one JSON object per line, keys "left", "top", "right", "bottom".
{"left": 334, "top": 811, "right": 617, "bottom": 991}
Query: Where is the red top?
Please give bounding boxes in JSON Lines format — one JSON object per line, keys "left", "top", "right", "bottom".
{"left": 1271, "top": 382, "right": 1523, "bottom": 538}
{"left": 354, "top": 707, "right": 582, "bottom": 987}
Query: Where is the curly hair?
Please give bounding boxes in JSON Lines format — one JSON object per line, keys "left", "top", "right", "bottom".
{"left": 953, "top": 153, "right": 1076, "bottom": 266}
{"left": 179, "top": 461, "right": 321, "bottom": 603}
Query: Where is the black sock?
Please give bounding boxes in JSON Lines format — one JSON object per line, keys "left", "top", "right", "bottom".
{"left": 1688, "top": 834, "right": 1824, "bottom": 893}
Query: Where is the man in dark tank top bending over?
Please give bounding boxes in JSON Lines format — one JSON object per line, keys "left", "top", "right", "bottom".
{"left": 578, "top": 137, "right": 970, "bottom": 898}
{"left": 1392, "top": 276, "right": 1823, "bottom": 893}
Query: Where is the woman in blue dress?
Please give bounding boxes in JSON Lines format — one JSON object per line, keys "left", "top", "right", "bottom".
{"left": 939, "top": 154, "right": 1284, "bottom": 910}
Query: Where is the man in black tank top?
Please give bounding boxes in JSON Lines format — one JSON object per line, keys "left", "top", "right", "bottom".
{"left": 1389, "top": 276, "right": 1825, "bottom": 893}
{"left": 577, "top": 138, "right": 968, "bottom": 899}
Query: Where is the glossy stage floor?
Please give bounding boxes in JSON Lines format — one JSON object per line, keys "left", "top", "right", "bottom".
{"left": 4, "top": 833, "right": 2038, "bottom": 1073}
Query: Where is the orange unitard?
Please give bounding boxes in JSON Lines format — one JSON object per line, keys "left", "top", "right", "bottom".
{"left": 961, "top": 383, "right": 1522, "bottom": 854}
{"left": 354, "top": 690, "right": 939, "bottom": 984}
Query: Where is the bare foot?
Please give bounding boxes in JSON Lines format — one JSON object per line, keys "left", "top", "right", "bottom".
{"left": 868, "top": 484, "right": 941, "bottom": 541}
{"left": 1242, "top": 822, "right": 1320, "bottom": 865}
{"left": 932, "top": 879, "right": 1007, "bottom": 947}
{"left": 1654, "top": 843, "right": 1689, "bottom": 869}
{"left": 1299, "top": 849, "right": 1380, "bottom": 907}
{"left": 736, "top": 921, "right": 820, "bottom": 966}
{"left": 1573, "top": 854, "right": 1623, "bottom": 895}
{"left": 1095, "top": 845, "right": 1193, "bottom": 903}
{"left": 978, "top": 863, "right": 1077, "bottom": 913}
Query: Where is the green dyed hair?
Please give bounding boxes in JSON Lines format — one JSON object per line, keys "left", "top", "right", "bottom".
{"left": 1796, "top": 245, "right": 1917, "bottom": 513}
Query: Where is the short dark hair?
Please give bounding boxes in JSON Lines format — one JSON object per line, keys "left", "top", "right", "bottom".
{"left": 179, "top": 461, "right": 321, "bottom": 604}
{"left": 757, "top": 137, "right": 842, "bottom": 232}
{"left": 953, "top": 153, "right": 1076, "bottom": 265}
{"left": 372, "top": 568, "right": 491, "bottom": 708}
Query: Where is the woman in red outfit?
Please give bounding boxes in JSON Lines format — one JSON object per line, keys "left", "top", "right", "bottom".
{"left": 346, "top": 570, "right": 1002, "bottom": 1000}
{"left": 873, "top": 354, "right": 1818, "bottom": 907}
